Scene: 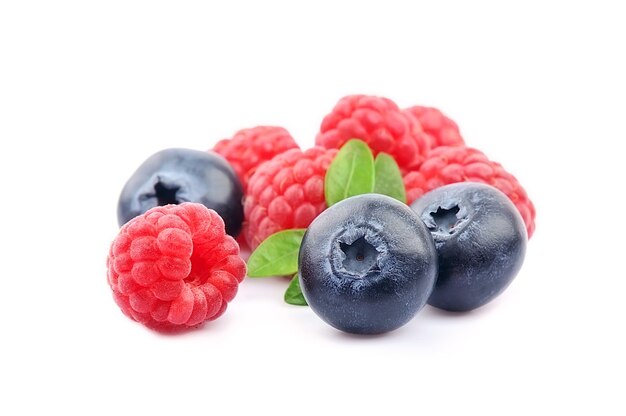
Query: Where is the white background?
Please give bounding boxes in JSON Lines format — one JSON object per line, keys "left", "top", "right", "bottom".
{"left": 1, "top": 1, "right": 624, "bottom": 415}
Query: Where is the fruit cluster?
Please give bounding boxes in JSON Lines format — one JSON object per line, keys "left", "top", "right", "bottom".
{"left": 106, "top": 94, "right": 535, "bottom": 334}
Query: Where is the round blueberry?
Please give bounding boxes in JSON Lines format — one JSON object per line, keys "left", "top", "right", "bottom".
{"left": 117, "top": 148, "right": 244, "bottom": 237}
{"left": 299, "top": 194, "right": 438, "bottom": 335}
{"left": 410, "top": 183, "right": 527, "bottom": 312}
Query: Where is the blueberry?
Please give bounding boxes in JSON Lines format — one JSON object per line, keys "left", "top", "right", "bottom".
{"left": 298, "top": 194, "right": 438, "bottom": 334}
{"left": 410, "top": 183, "right": 527, "bottom": 312}
{"left": 117, "top": 148, "right": 243, "bottom": 237}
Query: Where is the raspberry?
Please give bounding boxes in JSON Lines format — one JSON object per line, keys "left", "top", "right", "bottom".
{"left": 316, "top": 95, "right": 430, "bottom": 170}
{"left": 213, "top": 126, "right": 299, "bottom": 192}
{"left": 106, "top": 203, "right": 246, "bottom": 331}
{"left": 243, "top": 147, "right": 338, "bottom": 250}
{"left": 403, "top": 146, "right": 536, "bottom": 238}
{"left": 404, "top": 106, "right": 465, "bottom": 149}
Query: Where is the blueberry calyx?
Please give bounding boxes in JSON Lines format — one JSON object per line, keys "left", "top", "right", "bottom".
{"left": 153, "top": 179, "right": 181, "bottom": 206}
{"left": 138, "top": 174, "right": 189, "bottom": 209}
{"left": 331, "top": 225, "right": 388, "bottom": 280}
{"left": 421, "top": 201, "right": 470, "bottom": 241}
{"left": 430, "top": 205, "right": 460, "bottom": 233}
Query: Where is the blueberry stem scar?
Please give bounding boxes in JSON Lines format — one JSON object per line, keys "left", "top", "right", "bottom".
{"left": 154, "top": 181, "right": 180, "bottom": 205}
{"left": 332, "top": 226, "right": 387, "bottom": 279}
{"left": 430, "top": 205, "right": 460, "bottom": 234}
{"left": 339, "top": 236, "right": 380, "bottom": 276}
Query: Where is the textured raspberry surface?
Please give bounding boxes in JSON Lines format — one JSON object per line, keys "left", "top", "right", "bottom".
{"left": 243, "top": 147, "right": 338, "bottom": 250}
{"left": 404, "top": 106, "right": 465, "bottom": 149}
{"left": 213, "top": 126, "right": 299, "bottom": 192}
{"left": 404, "top": 146, "right": 536, "bottom": 238}
{"left": 106, "top": 203, "right": 246, "bottom": 331}
{"left": 316, "top": 95, "right": 430, "bottom": 170}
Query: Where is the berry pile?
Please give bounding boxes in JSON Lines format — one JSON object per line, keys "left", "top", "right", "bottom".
{"left": 106, "top": 94, "right": 535, "bottom": 335}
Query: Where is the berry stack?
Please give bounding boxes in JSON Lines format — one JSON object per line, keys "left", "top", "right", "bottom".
{"left": 106, "top": 95, "right": 535, "bottom": 335}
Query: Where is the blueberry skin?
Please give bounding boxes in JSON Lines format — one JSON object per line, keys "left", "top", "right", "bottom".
{"left": 299, "top": 194, "right": 438, "bottom": 335}
{"left": 410, "top": 183, "right": 527, "bottom": 312}
{"left": 117, "top": 148, "right": 244, "bottom": 237}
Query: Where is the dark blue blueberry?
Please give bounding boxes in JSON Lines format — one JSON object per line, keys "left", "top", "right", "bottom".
{"left": 298, "top": 194, "right": 438, "bottom": 335}
{"left": 411, "top": 183, "right": 527, "bottom": 312}
{"left": 117, "top": 148, "right": 243, "bottom": 237}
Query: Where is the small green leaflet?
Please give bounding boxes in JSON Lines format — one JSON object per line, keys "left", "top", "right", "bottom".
{"left": 247, "top": 229, "right": 306, "bottom": 277}
{"left": 324, "top": 139, "right": 375, "bottom": 207}
{"left": 284, "top": 273, "right": 307, "bottom": 306}
{"left": 373, "top": 152, "right": 407, "bottom": 203}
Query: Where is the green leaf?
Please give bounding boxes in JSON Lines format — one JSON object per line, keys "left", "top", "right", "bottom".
{"left": 247, "top": 229, "right": 306, "bottom": 277}
{"left": 284, "top": 274, "right": 307, "bottom": 306}
{"left": 324, "top": 139, "right": 375, "bottom": 206}
{"left": 373, "top": 152, "right": 407, "bottom": 203}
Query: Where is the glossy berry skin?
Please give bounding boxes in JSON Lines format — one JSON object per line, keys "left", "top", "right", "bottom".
{"left": 299, "top": 194, "right": 438, "bottom": 335}
{"left": 118, "top": 148, "right": 244, "bottom": 237}
{"left": 410, "top": 183, "right": 527, "bottom": 312}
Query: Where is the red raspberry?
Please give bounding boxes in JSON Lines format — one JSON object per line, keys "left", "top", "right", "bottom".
{"left": 213, "top": 126, "right": 299, "bottom": 192}
{"left": 403, "top": 146, "right": 536, "bottom": 238}
{"left": 404, "top": 106, "right": 465, "bottom": 149}
{"left": 243, "top": 147, "right": 338, "bottom": 250}
{"left": 106, "top": 203, "right": 246, "bottom": 331}
{"left": 316, "top": 95, "right": 430, "bottom": 170}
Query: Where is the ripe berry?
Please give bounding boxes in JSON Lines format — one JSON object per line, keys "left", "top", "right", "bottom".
{"left": 118, "top": 148, "right": 244, "bottom": 237}
{"left": 299, "top": 194, "right": 438, "bottom": 334}
{"left": 107, "top": 203, "right": 247, "bottom": 331}
{"left": 403, "top": 146, "right": 536, "bottom": 238}
{"left": 243, "top": 147, "right": 337, "bottom": 250}
{"left": 213, "top": 126, "right": 299, "bottom": 192}
{"left": 410, "top": 183, "right": 527, "bottom": 312}
{"left": 316, "top": 95, "right": 430, "bottom": 170}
